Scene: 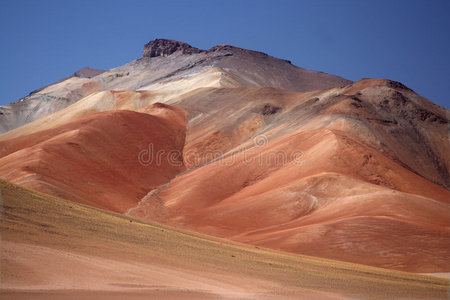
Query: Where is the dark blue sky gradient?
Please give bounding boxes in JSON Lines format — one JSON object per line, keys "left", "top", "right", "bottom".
{"left": 1, "top": 0, "right": 449, "bottom": 108}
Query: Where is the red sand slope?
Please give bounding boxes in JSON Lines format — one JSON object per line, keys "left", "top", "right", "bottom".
{"left": 0, "top": 104, "right": 186, "bottom": 212}
{"left": 127, "top": 79, "right": 450, "bottom": 272}
{"left": 129, "top": 127, "right": 449, "bottom": 272}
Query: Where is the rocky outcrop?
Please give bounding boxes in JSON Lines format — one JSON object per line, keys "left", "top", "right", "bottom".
{"left": 74, "top": 67, "right": 105, "bottom": 78}
{"left": 143, "top": 39, "right": 204, "bottom": 57}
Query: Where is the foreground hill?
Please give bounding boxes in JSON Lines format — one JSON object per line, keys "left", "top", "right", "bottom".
{"left": 1, "top": 180, "right": 448, "bottom": 300}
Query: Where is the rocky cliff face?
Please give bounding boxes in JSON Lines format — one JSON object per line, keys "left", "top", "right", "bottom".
{"left": 142, "top": 39, "right": 204, "bottom": 57}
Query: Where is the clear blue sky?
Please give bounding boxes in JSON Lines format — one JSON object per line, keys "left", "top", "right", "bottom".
{"left": 1, "top": 0, "right": 449, "bottom": 108}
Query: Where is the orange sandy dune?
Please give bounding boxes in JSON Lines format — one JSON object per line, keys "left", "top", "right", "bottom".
{"left": 0, "top": 104, "right": 186, "bottom": 212}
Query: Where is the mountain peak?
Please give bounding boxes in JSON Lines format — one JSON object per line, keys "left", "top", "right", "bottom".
{"left": 143, "top": 39, "right": 204, "bottom": 57}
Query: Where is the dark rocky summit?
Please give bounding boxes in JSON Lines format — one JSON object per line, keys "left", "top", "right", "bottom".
{"left": 143, "top": 39, "right": 204, "bottom": 57}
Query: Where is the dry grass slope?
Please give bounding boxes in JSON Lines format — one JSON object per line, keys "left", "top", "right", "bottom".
{"left": 1, "top": 180, "right": 448, "bottom": 299}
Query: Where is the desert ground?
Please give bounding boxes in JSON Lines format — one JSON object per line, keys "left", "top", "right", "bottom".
{"left": 1, "top": 180, "right": 449, "bottom": 299}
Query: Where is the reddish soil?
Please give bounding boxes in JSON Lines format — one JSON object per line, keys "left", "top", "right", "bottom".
{"left": 0, "top": 105, "right": 186, "bottom": 212}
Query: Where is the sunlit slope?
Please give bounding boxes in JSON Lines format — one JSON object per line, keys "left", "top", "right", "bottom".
{"left": 129, "top": 80, "right": 450, "bottom": 272}
{"left": 169, "top": 79, "right": 448, "bottom": 188}
{"left": 0, "top": 106, "right": 186, "bottom": 213}
{"left": 1, "top": 180, "right": 448, "bottom": 299}
{"left": 0, "top": 68, "right": 240, "bottom": 141}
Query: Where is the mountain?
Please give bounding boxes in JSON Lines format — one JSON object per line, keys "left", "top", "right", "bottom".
{"left": 0, "top": 39, "right": 349, "bottom": 134}
{"left": 0, "top": 67, "right": 105, "bottom": 133}
{"left": 0, "top": 39, "right": 449, "bottom": 298}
